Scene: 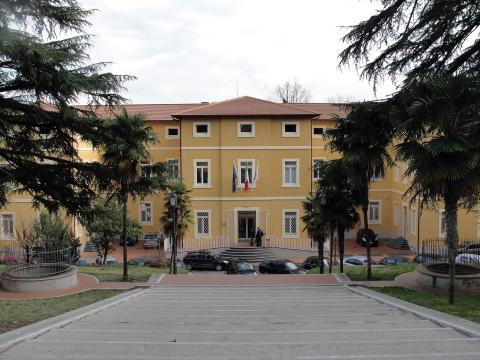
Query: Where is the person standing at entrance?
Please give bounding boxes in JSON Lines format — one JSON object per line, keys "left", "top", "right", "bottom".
{"left": 255, "top": 227, "right": 264, "bottom": 247}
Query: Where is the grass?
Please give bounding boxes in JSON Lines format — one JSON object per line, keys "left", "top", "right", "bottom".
{"left": 306, "top": 263, "right": 417, "bottom": 281}
{"left": 0, "top": 289, "right": 125, "bottom": 334}
{"left": 76, "top": 265, "right": 188, "bottom": 282}
{"left": 370, "top": 287, "right": 480, "bottom": 324}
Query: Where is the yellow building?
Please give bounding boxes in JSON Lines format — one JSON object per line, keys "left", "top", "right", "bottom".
{"left": 1, "top": 96, "right": 479, "bottom": 251}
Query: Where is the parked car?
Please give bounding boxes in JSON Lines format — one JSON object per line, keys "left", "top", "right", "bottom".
{"left": 413, "top": 254, "right": 438, "bottom": 263}
{"left": 95, "top": 256, "right": 119, "bottom": 265}
{"left": 343, "top": 256, "right": 369, "bottom": 266}
{"left": 182, "top": 251, "right": 228, "bottom": 271}
{"left": 458, "top": 242, "right": 480, "bottom": 255}
{"left": 455, "top": 253, "right": 480, "bottom": 266}
{"left": 379, "top": 256, "right": 409, "bottom": 265}
{"left": 259, "top": 260, "right": 305, "bottom": 274}
{"left": 74, "top": 258, "right": 89, "bottom": 266}
{"left": 226, "top": 260, "right": 257, "bottom": 275}
{"left": 301, "top": 256, "right": 329, "bottom": 270}
{"left": 120, "top": 236, "right": 138, "bottom": 247}
{"left": 0, "top": 256, "right": 17, "bottom": 265}
{"left": 143, "top": 233, "right": 163, "bottom": 249}
{"left": 128, "top": 256, "right": 151, "bottom": 266}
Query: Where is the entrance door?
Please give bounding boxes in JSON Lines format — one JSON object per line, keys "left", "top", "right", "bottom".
{"left": 238, "top": 211, "right": 256, "bottom": 241}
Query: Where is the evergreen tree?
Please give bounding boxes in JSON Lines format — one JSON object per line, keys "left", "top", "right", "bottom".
{"left": 339, "top": 0, "right": 480, "bottom": 87}
{"left": 0, "top": 0, "right": 132, "bottom": 214}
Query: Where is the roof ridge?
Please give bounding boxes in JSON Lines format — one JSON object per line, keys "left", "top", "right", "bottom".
{"left": 279, "top": 102, "right": 320, "bottom": 115}
{"left": 172, "top": 96, "right": 249, "bottom": 116}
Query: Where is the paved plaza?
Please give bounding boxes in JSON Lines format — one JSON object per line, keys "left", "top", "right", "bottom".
{"left": 1, "top": 283, "right": 480, "bottom": 359}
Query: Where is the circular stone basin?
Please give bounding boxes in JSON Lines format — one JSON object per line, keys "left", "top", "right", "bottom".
{"left": 1, "top": 264, "right": 77, "bottom": 292}
{"left": 426, "top": 263, "right": 480, "bottom": 275}
{"left": 416, "top": 264, "right": 480, "bottom": 291}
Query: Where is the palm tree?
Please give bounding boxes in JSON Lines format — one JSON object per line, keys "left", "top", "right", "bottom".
{"left": 391, "top": 73, "right": 480, "bottom": 304}
{"left": 302, "top": 192, "right": 329, "bottom": 274}
{"left": 315, "top": 159, "right": 360, "bottom": 273}
{"left": 101, "top": 107, "right": 167, "bottom": 281}
{"left": 160, "top": 181, "right": 193, "bottom": 274}
{"left": 327, "top": 101, "right": 394, "bottom": 279}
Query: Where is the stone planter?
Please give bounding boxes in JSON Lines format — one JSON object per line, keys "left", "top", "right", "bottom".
{"left": 416, "top": 264, "right": 480, "bottom": 291}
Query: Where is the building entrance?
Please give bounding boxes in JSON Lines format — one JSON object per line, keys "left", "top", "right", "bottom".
{"left": 238, "top": 211, "right": 256, "bottom": 242}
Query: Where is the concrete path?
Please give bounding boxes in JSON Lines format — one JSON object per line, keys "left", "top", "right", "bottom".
{"left": 1, "top": 284, "right": 480, "bottom": 359}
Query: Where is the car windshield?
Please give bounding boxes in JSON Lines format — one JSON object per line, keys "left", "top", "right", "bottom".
{"left": 237, "top": 263, "right": 253, "bottom": 270}
{"left": 145, "top": 234, "right": 157, "bottom": 239}
{"left": 285, "top": 262, "right": 298, "bottom": 270}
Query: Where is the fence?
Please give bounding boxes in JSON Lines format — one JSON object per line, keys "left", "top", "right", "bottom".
{"left": 421, "top": 238, "right": 480, "bottom": 274}
{"left": 0, "top": 245, "right": 73, "bottom": 279}
{"left": 173, "top": 236, "right": 230, "bottom": 253}
{"left": 265, "top": 236, "right": 320, "bottom": 252}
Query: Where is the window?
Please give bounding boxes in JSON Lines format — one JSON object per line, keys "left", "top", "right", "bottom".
{"left": 312, "top": 158, "right": 325, "bottom": 180}
{"left": 394, "top": 202, "right": 400, "bottom": 227}
{"left": 402, "top": 162, "right": 409, "bottom": 184}
{"left": 283, "top": 210, "right": 298, "bottom": 236}
{"left": 394, "top": 163, "right": 400, "bottom": 182}
{"left": 140, "top": 161, "right": 153, "bottom": 178}
{"left": 165, "top": 126, "right": 180, "bottom": 139}
{"left": 237, "top": 122, "right": 255, "bottom": 137}
{"left": 167, "top": 159, "right": 180, "bottom": 180}
{"left": 0, "top": 213, "right": 14, "bottom": 240}
{"left": 193, "top": 122, "right": 210, "bottom": 137}
{"left": 195, "top": 211, "right": 210, "bottom": 238}
{"left": 140, "top": 203, "right": 152, "bottom": 225}
{"left": 282, "top": 121, "right": 299, "bottom": 137}
{"left": 368, "top": 201, "right": 381, "bottom": 224}
{"left": 312, "top": 127, "right": 325, "bottom": 137}
{"left": 238, "top": 160, "right": 254, "bottom": 186}
{"left": 194, "top": 160, "right": 210, "bottom": 187}
{"left": 283, "top": 159, "right": 299, "bottom": 186}
{"left": 411, "top": 208, "right": 417, "bottom": 235}
{"left": 440, "top": 210, "right": 446, "bottom": 237}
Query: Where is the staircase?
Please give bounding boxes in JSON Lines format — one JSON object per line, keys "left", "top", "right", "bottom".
{"left": 220, "top": 247, "right": 276, "bottom": 262}
{"left": 82, "top": 241, "right": 96, "bottom": 252}
{"left": 386, "top": 237, "right": 411, "bottom": 250}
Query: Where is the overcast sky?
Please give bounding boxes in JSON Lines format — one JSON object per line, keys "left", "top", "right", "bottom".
{"left": 81, "top": 0, "right": 396, "bottom": 104}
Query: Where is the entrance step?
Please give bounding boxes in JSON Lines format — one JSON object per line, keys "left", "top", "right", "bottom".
{"left": 82, "top": 241, "right": 96, "bottom": 252}
{"left": 387, "top": 237, "right": 411, "bottom": 250}
{"left": 220, "top": 247, "right": 276, "bottom": 262}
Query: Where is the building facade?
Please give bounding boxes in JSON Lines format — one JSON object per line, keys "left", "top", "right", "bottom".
{"left": 0, "top": 96, "right": 479, "bottom": 251}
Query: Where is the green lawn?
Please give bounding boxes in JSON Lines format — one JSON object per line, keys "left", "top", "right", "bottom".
{"left": 76, "top": 265, "right": 188, "bottom": 282}
{"left": 306, "top": 263, "right": 417, "bottom": 281}
{"left": 0, "top": 289, "right": 125, "bottom": 334}
{"left": 371, "top": 287, "right": 480, "bottom": 324}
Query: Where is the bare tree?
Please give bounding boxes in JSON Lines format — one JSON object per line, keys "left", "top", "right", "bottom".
{"left": 326, "top": 94, "right": 359, "bottom": 104}
{"left": 275, "top": 79, "right": 311, "bottom": 103}
{"left": 16, "top": 218, "right": 38, "bottom": 264}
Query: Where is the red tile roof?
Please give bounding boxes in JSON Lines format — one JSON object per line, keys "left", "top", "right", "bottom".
{"left": 173, "top": 96, "right": 320, "bottom": 117}
{"left": 289, "top": 103, "right": 347, "bottom": 118}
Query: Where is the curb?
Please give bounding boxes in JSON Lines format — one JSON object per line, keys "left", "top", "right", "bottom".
{"left": 0, "top": 286, "right": 150, "bottom": 353}
{"left": 347, "top": 285, "right": 480, "bottom": 338}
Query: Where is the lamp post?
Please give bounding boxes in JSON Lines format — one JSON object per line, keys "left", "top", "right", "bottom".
{"left": 169, "top": 192, "right": 178, "bottom": 274}
{"left": 319, "top": 192, "right": 327, "bottom": 274}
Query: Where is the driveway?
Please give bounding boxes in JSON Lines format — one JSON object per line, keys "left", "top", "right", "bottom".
{"left": 2, "top": 284, "right": 480, "bottom": 359}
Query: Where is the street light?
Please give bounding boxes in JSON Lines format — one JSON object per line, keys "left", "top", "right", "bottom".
{"left": 169, "top": 192, "right": 178, "bottom": 274}
{"left": 318, "top": 192, "right": 327, "bottom": 274}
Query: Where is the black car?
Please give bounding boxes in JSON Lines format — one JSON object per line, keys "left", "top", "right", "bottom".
{"left": 182, "top": 251, "right": 227, "bottom": 271}
{"left": 356, "top": 229, "right": 379, "bottom": 247}
{"left": 226, "top": 260, "right": 257, "bottom": 275}
{"left": 301, "top": 256, "right": 329, "bottom": 270}
{"left": 259, "top": 260, "right": 305, "bottom": 274}
{"left": 120, "top": 236, "right": 138, "bottom": 247}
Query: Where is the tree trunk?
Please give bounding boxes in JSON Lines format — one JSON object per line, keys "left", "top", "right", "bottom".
{"left": 122, "top": 193, "right": 129, "bottom": 281}
{"left": 362, "top": 203, "right": 372, "bottom": 280}
{"left": 317, "top": 235, "right": 325, "bottom": 274}
{"left": 329, "top": 225, "right": 334, "bottom": 273}
{"left": 444, "top": 197, "right": 459, "bottom": 305}
{"left": 338, "top": 225, "right": 345, "bottom": 273}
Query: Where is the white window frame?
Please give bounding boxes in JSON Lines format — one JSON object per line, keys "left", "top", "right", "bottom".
{"left": 439, "top": 210, "right": 446, "bottom": 237}
{"left": 282, "top": 159, "right": 300, "bottom": 187}
{"left": 394, "top": 202, "right": 400, "bottom": 227}
{"left": 282, "top": 209, "right": 299, "bottom": 237}
{"left": 165, "top": 126, "right": 180, "bottom": 139}
{"left": 312, "top": 126, "right": 326, "bottom": 138}
{"left": 237, "top": 121, "right": 255, "bottom": 137}
{"left": 166, "top": 158, "right": 180, "bottom": 180}
{"left": 193, "top": 159, "right": 211, "bottom": 188}
{"left": 282, "top": 121, "right": 299, "bottom": 137}
{"left": 195, "top": 210, "right": 211, "bottom": 239}
{"left": 312, "top": 157, "right": 326, "bottom": 181}
{"left": 394, "top": 163, "right": 400, "bottom": 182}
{"left": 193, "top": 122, "right": 210, "bottom": 137}
{"left": 411, "top": 207, "right": 417, "bottom": 235}
{"left": 237, "top": 159, "right": 256, "bottom": 188}
{"left": 0, "top": 212, "right": 15, "bottom": 240}
{"left": 367, "top": 200, "right": 382, "bottom": 224}
{"left": 139, "top": 202, "right": 153, "bottom": 225}
{"left": 140, "top": 160, "right": 153, "bottom": 178}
